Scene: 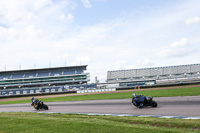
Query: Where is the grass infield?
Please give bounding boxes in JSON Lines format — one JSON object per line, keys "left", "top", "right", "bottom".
{"left": 0, "top": 112, "right": 199, "bottom": 133}
{"left": 0, "top": 86, "right": 200, "bottom": 105}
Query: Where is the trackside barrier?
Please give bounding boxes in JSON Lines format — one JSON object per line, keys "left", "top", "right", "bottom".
{"left": 0, "top": 84, "right": 98, "bottom": 97}
{"left": 0, "top": 88, "right": 40, "bottom": 96}
{"left": 77, "top": 88, "right": 116, "bottom": 93}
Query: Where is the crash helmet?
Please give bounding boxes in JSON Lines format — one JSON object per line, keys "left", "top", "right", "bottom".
{"left": 147, "top": 96, "right": 152, "bottom": 101}
{"left": 132, "top": 93, "right": 136, "bottom": 97}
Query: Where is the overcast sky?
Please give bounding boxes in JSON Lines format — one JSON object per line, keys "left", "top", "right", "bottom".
{"left": 0, "top": 0, "right": 200, "bottom": 83}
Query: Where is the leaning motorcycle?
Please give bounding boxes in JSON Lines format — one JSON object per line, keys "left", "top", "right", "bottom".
{"left": 132, "top": 93, "right": 157, "bottom": 108}
{"left": 33, "top": 101, "right": 49, "bottom": 110}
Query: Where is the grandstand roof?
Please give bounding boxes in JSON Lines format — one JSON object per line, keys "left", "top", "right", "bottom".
{"left": 0, "top": 65, "right": 87, "bottom": 74}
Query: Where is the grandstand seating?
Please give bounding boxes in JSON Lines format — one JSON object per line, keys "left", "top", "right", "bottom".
{"left": 0, "top": 65, "right": 89, "bottom": 89}
{"left": 107, "top": 64, "right": 200, "bottom": 83}
{"left": 37, "top": 71, "right": 50, "bottom": 77}
{"left": 63, "top": 70, "right": 75, "bottom": 75}
{"left": 0, "top": 75, "right": 10, "bottom": 80}
{"left": 24, "top": 72, "right": 37, "bottom": 78}
{"left": 12, "top": 73, "right": 24, "bottom": 79}
{"left": 76, "top": 70, "right": 83, "bottom": 74}
{"left": 50, "top": 71, "right": 63, "bottom": 76}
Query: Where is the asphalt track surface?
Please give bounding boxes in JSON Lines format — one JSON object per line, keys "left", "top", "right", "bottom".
{"left": 0, "top": 96, "right": 200, "bottom": 117}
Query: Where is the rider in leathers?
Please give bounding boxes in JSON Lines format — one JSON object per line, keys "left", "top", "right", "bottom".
{"left": 132, "top": 93, "right": 147, "bottom": 108}
{"left": 31, "top": 97, "right": 42, "bottom": 108}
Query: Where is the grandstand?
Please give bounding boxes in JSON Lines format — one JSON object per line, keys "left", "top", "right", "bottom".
{"left": 0, "top": 65, "right": 89, "bottom": 90}
{"left": 107, "top": 64, "right": 200, "bottom": 86}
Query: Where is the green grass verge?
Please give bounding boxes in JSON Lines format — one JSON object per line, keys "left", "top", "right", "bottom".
{"left": 0, "top": 112, "right": 199, "bottom": 133}
{"left": 0, "top": 86, "right": 200, "bottom": 105}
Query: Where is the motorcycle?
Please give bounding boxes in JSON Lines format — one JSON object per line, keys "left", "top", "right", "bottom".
{"left": 32, "top": 101, "right": 49, "bottom": 110}
{"left": 132, "top": 93, "right": 157, "bottom": 108}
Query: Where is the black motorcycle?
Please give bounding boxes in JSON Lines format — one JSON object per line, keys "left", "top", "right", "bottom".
{"left": 32, "top": 100, "right": 49, "bottom": 110}
{"left": 132, "top": 93, "right": 157, "bottom": 108}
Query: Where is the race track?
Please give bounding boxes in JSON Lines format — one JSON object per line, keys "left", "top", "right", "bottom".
{"left": 0, "top": 96, "right": 200, "bottom": 117}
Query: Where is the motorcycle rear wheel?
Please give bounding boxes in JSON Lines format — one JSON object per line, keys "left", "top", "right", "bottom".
{"left": 43, "top": 104, "right": 49, "bottom": 110}
{"left": 151, "top": 100, "right": 157, "bottom": 107}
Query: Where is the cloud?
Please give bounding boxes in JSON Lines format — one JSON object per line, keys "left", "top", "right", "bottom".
{"left": 0, "top": 27, "right": 19, "bottom": 40}
{"left": 157, "top": 48, "right": 188, "bottom": 58}
{"left": 0, "top": 0, "right": 200, "bottom": 83}
{"left": 25, "top": 25, "right": 46, "bottom": 38}
{"left": 156, "top": 38, "right": 190, "bottom": 58}
{"left": 170, "top": 38, "right": 188, "bottom": 47}
{"left": 114, "top": 61, "right": 126, "bottom": 70}
{"left": 185, "top": 17, "right": 200, "bottom": 25}
{"left": 70, "top": 56, "right": 92, "bottom": 66}
{"left": 56, "top": 53, "right": 71, "bottom": 59}
{"left": 137, "top": 59, "right": 155, "bottom": 67}
{"left": 81, "top": 0, "right": 92, "bottom": 8}
{"left": 59, "top": 13, "right": 74, "bottom": 23}
{"left": 112, "top": 59, "right": 154, "bottom": 71}
{"left": 33, "top": 0, "right": 53, "bottom": 10}
{"left": 0, "top": 0, "right": 73, "bottom": 27}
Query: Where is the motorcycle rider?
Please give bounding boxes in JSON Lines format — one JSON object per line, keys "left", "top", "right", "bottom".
{"left": 132, "top": 93, "right": 147, "bottom": 108}
{"left": 31, "top": 97, "right": 42, "bottom": 108}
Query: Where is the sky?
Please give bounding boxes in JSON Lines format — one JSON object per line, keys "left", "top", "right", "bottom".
{"left": 0, "top": 0, "right": 200, "bottom": 83}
